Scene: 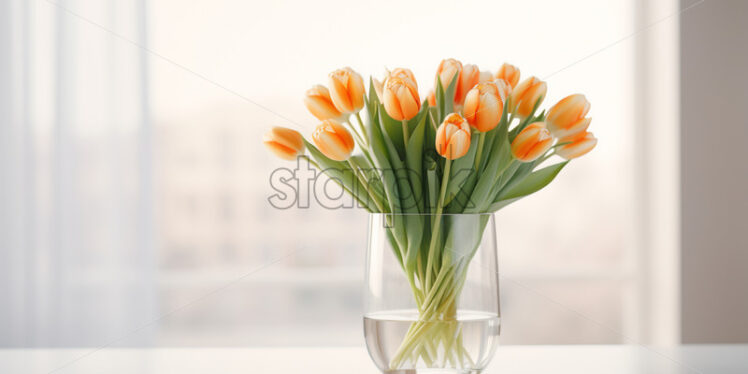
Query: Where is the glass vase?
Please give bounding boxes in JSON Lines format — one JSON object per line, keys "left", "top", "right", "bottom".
{"left": 364, "top": 213, "right": 500, "bottom": 374}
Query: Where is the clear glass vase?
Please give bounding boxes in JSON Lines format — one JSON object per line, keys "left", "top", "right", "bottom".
{"left": 364, "top": 213, "right": 500, "bottom": 374}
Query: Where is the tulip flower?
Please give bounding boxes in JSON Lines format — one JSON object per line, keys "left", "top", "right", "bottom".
{"left": 312, "top": 120, "right": 355, "bottom": 161}
{"left": 435, "top": 58, "right": 463, "bottom": 93}
{"left": 263, "top": 127, "right": 305, "bottom": 161}
{"left": 304, "top": 85, "right": 344, "bottom": 121}
{"left": 495, "top": 63, "right": 521, "bottom": 88}
{"left": 328, "top": 67, "right": 365, "bottom": 114}
{"left": 556, "top": 131, "right": 597, "bottom": 160}
{"left": 455, "top": 64, "right": 480, "bottom": 105}
{"left": 511, "top": 122, "right": 553, "bottom": 162}
{"left": 545, "top": 94, "right": 591, "bottom": 139}
{"left": 463, "top": 82, "right": 503, "bottom": 132}
{"left": 510, "top": 76, "right": 547, "bottom": 119}
{"left": 435, "top": 113, "right": 471, "bottom": 160}
{"left": 383, "top": 77, "right": 421, "bottom": 121}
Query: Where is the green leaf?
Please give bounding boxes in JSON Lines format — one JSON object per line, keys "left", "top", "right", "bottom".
{"left": 463, "top": 129, "right": 512, "bottom": 212}
{"left": 405, "top": 114, "right": 426, "bottom": 212}
{"left": 378, "top": 104, "right": 406, "bottom": 160}
{"left": 425, "top": 108, "right": 439, "bottom": 154}
{"left": 435, "top": 76, "right": 446, "bottom": 121}
{"left": 376, "top": 112, "right": 424, "bottom": 272}
{"left": 424, "top": 155, "right": 439, "bottom": 212}
{"left": 378, "top": 104, "right": 419, "bottom": 214}
{"left": 443, "top": 75, "right": 458, "bottom": 116}
{"left": 364, "top": 78, "right": 382, "bottom": 147}
{"left": 443, "top": 133, "right": 478, "bottom": 206}
{"left": 460, "top": 106, "right": 511, "bottom": 212}
{"left": 489, "top": 161, "right": 569, "bottom": 212}
{"left": 368, "top": 77, "right": 380, "bottom": 107}
{"left": 367, "top": 106, "right": 399, "bottom": 214}
{"left": 434, "top": 74, "right": 459, "bottom": 123}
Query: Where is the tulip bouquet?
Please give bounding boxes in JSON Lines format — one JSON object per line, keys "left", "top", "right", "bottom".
{"left": 264, "top": 59, "right": 596, "bottom": 370}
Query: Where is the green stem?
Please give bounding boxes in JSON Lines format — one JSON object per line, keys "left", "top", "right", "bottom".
{"left": 473, "top": 132, "right": 486, "bottom": 171}
{"left": 425, "top": 158, "right": 451, "bottom": 292}
{"left": 303, "top": 156, "right": 320, "bottom": 170}
{"left": 344, "top": 120, "right": 366, "bottom": 147}
{"left": 402, "top": 119, "right": 410, "bottom": 148}
{"left": 347, "top": 160, "right": 385, "bottom": 212}
{"left": 354, "top": 112, "right": 369, "bottom": 146}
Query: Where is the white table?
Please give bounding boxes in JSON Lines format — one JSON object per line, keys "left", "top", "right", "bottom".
{"left": 1, "top": 345, "right": 745, "bottom": 374}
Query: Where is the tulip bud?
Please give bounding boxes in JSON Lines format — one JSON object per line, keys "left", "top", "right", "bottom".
{"left": 546, "top": 94, "right": 591, "bottom": 139}
{"left": 427, "top": 90, "right": 436, "bottom": 107}
{"left": 312, "top": 120, "right": 355, "bottom": 161}
{"left": 455, "top": 64, "right": 480, "bottom": 105}
{"left": 383, "top": 77, "right": 421, "bottom": 121}
{"left": 495, "top": 63, "right": 521, "bottom": 88}
{"left": 556, "top": 131, "right": 597, "bottom": 160}
{"left": 510, "top": 76, "right": 547, "bottom": 119}
{"left": 435, "top": 58, "right": 463, "bottom": 93}
{"left": 328, "top": 67, "right": 366, "bottom": 114}
{"left": 511, "top": 122, "right": 553, "bottom": 162}
{"left": 263, "top": 127, "right": 305, "bottom": 161}
{"left": 304, "top": 85, "right": 344, "bottom": 121}
{"left": 435, "top": 113, "right": 472, "bottom": 160}
{"left": 463, "top": 82, "right": 503, "bottom": 132}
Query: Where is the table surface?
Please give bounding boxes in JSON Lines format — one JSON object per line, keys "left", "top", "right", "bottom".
{"left": 1, "top": 345, "right": 745, "bottom": 374}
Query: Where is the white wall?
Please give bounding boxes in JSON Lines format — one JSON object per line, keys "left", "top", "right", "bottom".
{"left": 680, "top": 0, "right": 748, "bottom": 343}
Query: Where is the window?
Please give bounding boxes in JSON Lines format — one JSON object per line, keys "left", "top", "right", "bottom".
{"left": 0, "top": 0, "right": 678, "bottom": 348}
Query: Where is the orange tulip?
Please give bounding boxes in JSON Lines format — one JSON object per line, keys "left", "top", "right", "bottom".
{"left": 546, "top": 94, "right": 591, "bottom": 138}
{"left": 463, "top": 82, "right": 503, "bottom": 132}
{"left": 263, "top": 127, "right": 305, "bottom": 161}
{"left": 435, "top": 58, "right": 463, "bottom": 92}
{"left": 427, "top": 90, "right": 436, "bottom": 107}
{"left": 328, "top": 67, "right": 365, "bottom": 114}
{"left": 303, "top": 85, "right": 343, "bottom": 121}
{"left": 495, "top": 63, "right": 521, "bottom": 88}
{"left": 312, "top": 120, "right": 355, "bottom": 161}
{"left": 455, "top": 64, "right": 480, "bottom": 105}
{"left": 556, "top": 131, "right": 597, "bottom": 160}
{"left": 511, "top": 122, "right": 553, "bottom": 162}
{"left": 383, "top": 77, "right": 421, "bottom": 121}
{"left": 435, "top": 113, "right": 472, "bottom": 160}
{"left": 510, "top": 76, "right": 547, "bottom": 119}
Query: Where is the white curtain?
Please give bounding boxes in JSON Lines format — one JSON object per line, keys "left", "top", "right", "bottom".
{"left": 0, "top": 0, "right": 156, "bottom": 347}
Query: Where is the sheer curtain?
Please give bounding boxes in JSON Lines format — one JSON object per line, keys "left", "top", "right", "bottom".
{"left": 0, "top": 0, "right": 156, "bottom": 347}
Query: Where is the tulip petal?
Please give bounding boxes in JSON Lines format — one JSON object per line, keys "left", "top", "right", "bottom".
{"left": 477, "top": 93, "right": 501, "bottom": 132}
{"left": 264, "top": 141, "right": 298, "bottom": 161}
{"left": 447, "top": 130, "right": 470, "bottom": 160}
{"left": 397, "top": 86, "right": 420, "bottom": 120}
{"left": 463, "top": 89, "right": 480, "bottom": 124}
